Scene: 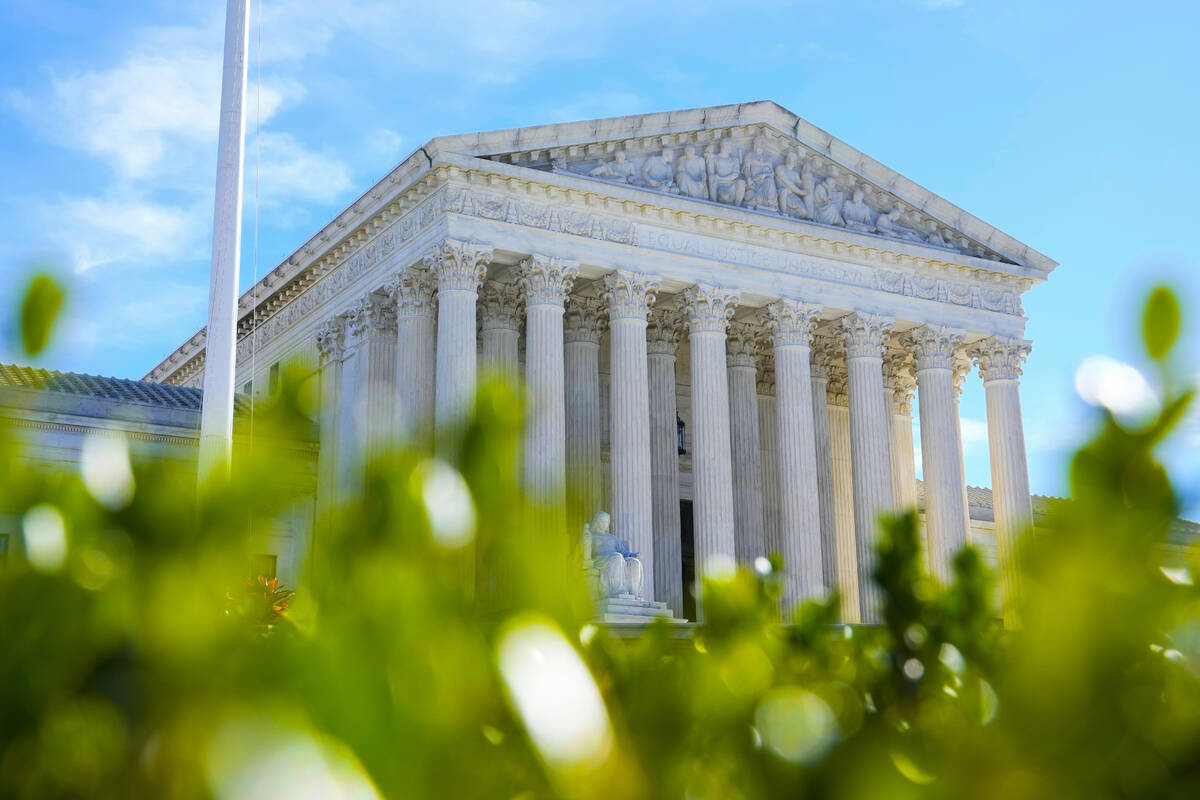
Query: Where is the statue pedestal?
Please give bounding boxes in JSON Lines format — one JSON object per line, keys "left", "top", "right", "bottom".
{"left": 595, "top": 593, "right": 686, "bottom": 624}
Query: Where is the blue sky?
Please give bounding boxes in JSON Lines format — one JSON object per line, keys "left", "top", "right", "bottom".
{"left": 1, "top": 0, "right": 1197, "bottom": 513}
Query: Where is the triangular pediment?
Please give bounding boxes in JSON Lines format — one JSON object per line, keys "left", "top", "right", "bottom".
{"left": 425, "top": 101, "right": 1055, "bottom": 273}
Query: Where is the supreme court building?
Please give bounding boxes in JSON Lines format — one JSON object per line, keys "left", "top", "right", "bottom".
{"left": 141, "top": 101, "right": 1057, "bottom": 623}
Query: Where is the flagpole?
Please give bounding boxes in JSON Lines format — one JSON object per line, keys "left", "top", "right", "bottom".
{"left": 198, "top": 0, "right": 251, "bottom": 484}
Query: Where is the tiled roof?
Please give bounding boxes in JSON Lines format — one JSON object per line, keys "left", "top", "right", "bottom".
{"left": 916, "top": 480, "right": 1061, "bottom": 516}
{"left": 0, "top": 363, "right": 249, "bottom": 413}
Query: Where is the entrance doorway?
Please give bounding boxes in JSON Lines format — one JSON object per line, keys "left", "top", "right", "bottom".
{"left": 680, "top": 500, "right": 695, "bottom": 621}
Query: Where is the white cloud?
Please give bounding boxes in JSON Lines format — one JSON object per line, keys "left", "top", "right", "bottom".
{"left": 252, "top": 132, "right": 354, "bottom": 206}
{"left": 959, "top": 416, "right": 989, "bottom": 458}
{"left": 47, "top": 195, "right": 210, "bottom": 274}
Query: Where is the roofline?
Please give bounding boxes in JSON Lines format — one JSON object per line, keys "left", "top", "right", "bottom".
{"left": 143, "top": 100, "right": 1057, "bottom": 382}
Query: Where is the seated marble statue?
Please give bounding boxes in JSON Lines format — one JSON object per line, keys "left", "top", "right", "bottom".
{"left": 842, "top": 188, "right": 876, "bottom": 231}
{"left": 775, "top": 150, "right": 812, "bottom": 219}
{"left": 813, "top": 177, "right": 845, "bottom": 226}
{"left": 741, "top": 136, "right": 778, "bottom": 211}
{"left": 922, "top": 220, "right": 950, "bottom": 248}
{"left": 583, "top": 511, "right": 645, "bottom": 600}
{"left": 674, "top": 144, "right": 708, "bottom": 199}
{"left": 588, "top": 150, "right": 638, "bottom": 183}
{"left": 639, "top": 147, "right": 678, "bottom": 193}
{"left": 705, "top": 140, "right": 747, "bottom": 206}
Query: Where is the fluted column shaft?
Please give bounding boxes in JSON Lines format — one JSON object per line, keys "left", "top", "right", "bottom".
{"left": 520, "top": 256, "right": 578, "bottom": 504}
{"left": 683, "top": 284, "right": 739, "bottom": 616}
{"left": 428, "top": 240, "right": 493, "bottom": 450}
{"left": 907, "top": 325, "right": 970, "bottom": 584}
{"left": 757, "top": 367, "right": 781, "bottom": 561}
{"left": 975, "top": 336, "right": 1033, "bottom": 626}
{"left": 390, "top": 268, "right": 436, "bottom": 450}
{"left": 827, "top": 376, "right": 860, "bottom": 622}
{"left": 647, "top": 307, "right": 684, "bottom": 617}
{"left": 564, "top": 297, "right": 605, "bottom": 526}
{"left": 479, "top": 282, "right": 522, "bottom": 376}
{"left": 765, "top": 300, "right": 825, "bottom": 610}
{"left": 604, "top": 271, "right": 659, "bottom": 600}
{"left": 315, "top": 318, "right": 346, "bottom": 540}
{"left": 841, "top": 313, "right": 895, "bottom": 623}
{"left": 347, "top": 292, "right": 398, "bottom": 465}
{"left": 891, "top": 384, "right": 919, "bottom": 511}
{"left": 727, "top": 322, "right": 767, "bottom": 565}
{"left": 810, "top": 342, "right": 838, "bottom": 595}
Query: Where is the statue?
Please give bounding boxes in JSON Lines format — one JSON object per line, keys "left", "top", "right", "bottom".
{"left": 922, "top": 220, "right": 949, "bottom": 248}
{"left": 639, "top": 147, "right": 678, "bottom": 193}
{"left": 588, "top": 150, "right": 637, "bottom": 183}
{"left": 842, "top": 187, "right": 875, "bottom": 231}
{"left": 675, "top": 143, "right": 708, "bottom": 199}
{"left": 741, "top": 136, "right": 778, "bottom": 211}
{"left": 813, "top": 177, "right": 845, "bottom": 226}
{"left": 875, "top": 205, "right": 922, "bottom": 241}
{"left": 582, "top": 511, "right": 644, "bottom": 600}
{"left": 775, "top": 150, "right": 812, "bottom": 219}
{"left": 705, "top": 140, "right": 746, "bottom": 206}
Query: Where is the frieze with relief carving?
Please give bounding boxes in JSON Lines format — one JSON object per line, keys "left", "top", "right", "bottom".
{"left": 549, "top": 132, "right": 1002, "bottom": 262}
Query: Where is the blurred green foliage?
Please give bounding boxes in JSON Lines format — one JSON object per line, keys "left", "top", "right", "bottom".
{"left": 17, "top": 272, "right": 64, "bottom": 357}
{"left": 0, "top": 280, "right": 1197, "bottom": 799}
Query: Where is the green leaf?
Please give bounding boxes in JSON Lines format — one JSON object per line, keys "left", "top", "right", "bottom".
{"left": 1142, "top": 286, "right": 1180, "bottom": 361}
{"left": 20, "top": 273, "right": 65, "bottom": 357}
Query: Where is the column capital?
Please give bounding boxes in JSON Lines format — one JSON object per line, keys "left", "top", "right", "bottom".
{"left": 316, "top": 316, "right": 346, "bottom": 364}
{"left": 603, "top": 269, "right": 660, "bottom": 321}
{"left": 809, "top": 335, "right": 835, "bottom": 381}
{"left": 646, "top": 305, "right": 684, "bottom": 355}
{"left": 682, "top": 283, "right": 740, "bottom": 334}
{"left": 972, "top": 335, "right": 1032, "bottom": 382}
{"left": 725, "top": 321, "right": 759, "bottom": 369}
{"left": 519, "top": 254, "right": 579, "bottom": 308}
{"left": 885, "top": 359, "right": 917, "bottom": 415}
{"left": 347, "top": 292, "right": 397, "bottom": 342}
{"left": 952, "top": 351, "right": 972, "bottom": 396}
{"left": 826, "top": 360, "right": 849, "bottom": 406}
{"left": 763, "top": 298, "right": 822, "bottom": 348}
{"left": 425, "top": 238, "right": 493, "bottom": 293}
{"left": 904, "top": 324, "right": 965, "bottom": 371}
{"left": 839, "top": 312, "right": 894, "bottom": 360}
{"left": 564, "top": 295, "right": 607, "bottom": 344}
{"left": 388, "top": 267, "right": 437, "bottom": 318}
{"left": 478, "top": 281, "right": 524, "bottom": 333}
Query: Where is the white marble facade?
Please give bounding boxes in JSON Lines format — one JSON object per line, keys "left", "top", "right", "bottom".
{"left": 145, "top": 102, "right": 1055, "bottom": 623}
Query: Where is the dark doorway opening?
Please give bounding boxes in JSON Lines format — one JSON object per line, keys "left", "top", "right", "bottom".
{"left": 680, "top": 500, "right": 695, "bottom": 621}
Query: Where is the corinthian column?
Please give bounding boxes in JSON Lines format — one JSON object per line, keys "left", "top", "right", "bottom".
{"left": 682, "top": 283, "right": 739, "bottom": 613}
{"left": 519, "top": 255, "right": 578, "bottom": 504}
{"left": 889, "top": 365, "right": 919, "bottom": 511}
{"left": 973, "top": 336, "right": 1033, "bottom": 626}
{"left": 764, "top": 299, "right": 825, "bottom": 610}
{"left": 388, "top": 268, "right": 436, "bottom": 450}
{"left": 347, "top": 292, "right": 398, "bottom": 465}
{"left": 647, "top": 305, "right": 685, "bottom": 617}
{"left": 564, "top": 296, "right": 606, "bottom": 527}
{"left": 726, "top": 321, "right": 767, "bottom": 565}
{"left": 809, "top": 339, "right": 838, "bottom": 592}
{"left": 840, "top": 312, "right": 895, "bottom": 623}
{"left": 603, "top": 270, "right": 660, "bottom": 601}
{"left": 315, "top": 317, "right": 346, "bottom": 533}
{"left": 478, "top": 282, "right": 522, "bottom": 376}
{"left": 904, "top": 325, "right": 969, "bottom": 584}
{"left": 826, "top": 362, "right": 860, "bottom": 622}
{"left": 757, "top": 359, "right": 781, "bottom": 562}
{"left": 427, "top": 239, "right": 493, "bottom": 450}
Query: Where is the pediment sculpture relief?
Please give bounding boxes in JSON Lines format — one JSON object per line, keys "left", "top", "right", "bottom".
{"left": 552, "top": 134, "right": 998, "bottom": 261}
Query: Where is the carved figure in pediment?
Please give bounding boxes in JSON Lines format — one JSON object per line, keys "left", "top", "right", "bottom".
{"left": 813, "top": 177, "right": 845, "bottom": 226}
{"left": 741, "top": 136, "right": 778, "bottom": 211}
{"left": 875, "top": 206, "right": 922, "bottom": 241}
{"left": 588, "top": 149, "right": 637, "bottom": 183}
{"left": 705, "top": 139, "right": 747, "bottom": 206}
{"left": 842, "top": 187, "right": 876, "bottom": 232}
{"left": 775, "top": 150, "right": 812, "bottom": 219}
{"left": 922, "top": 220, "right": 949, "bottom": 248}
{"left": 639, "top": 147, "right": 678, "bottom": 193}
{"left": 675, "top": 143, "right": 708, "bottom": 199}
